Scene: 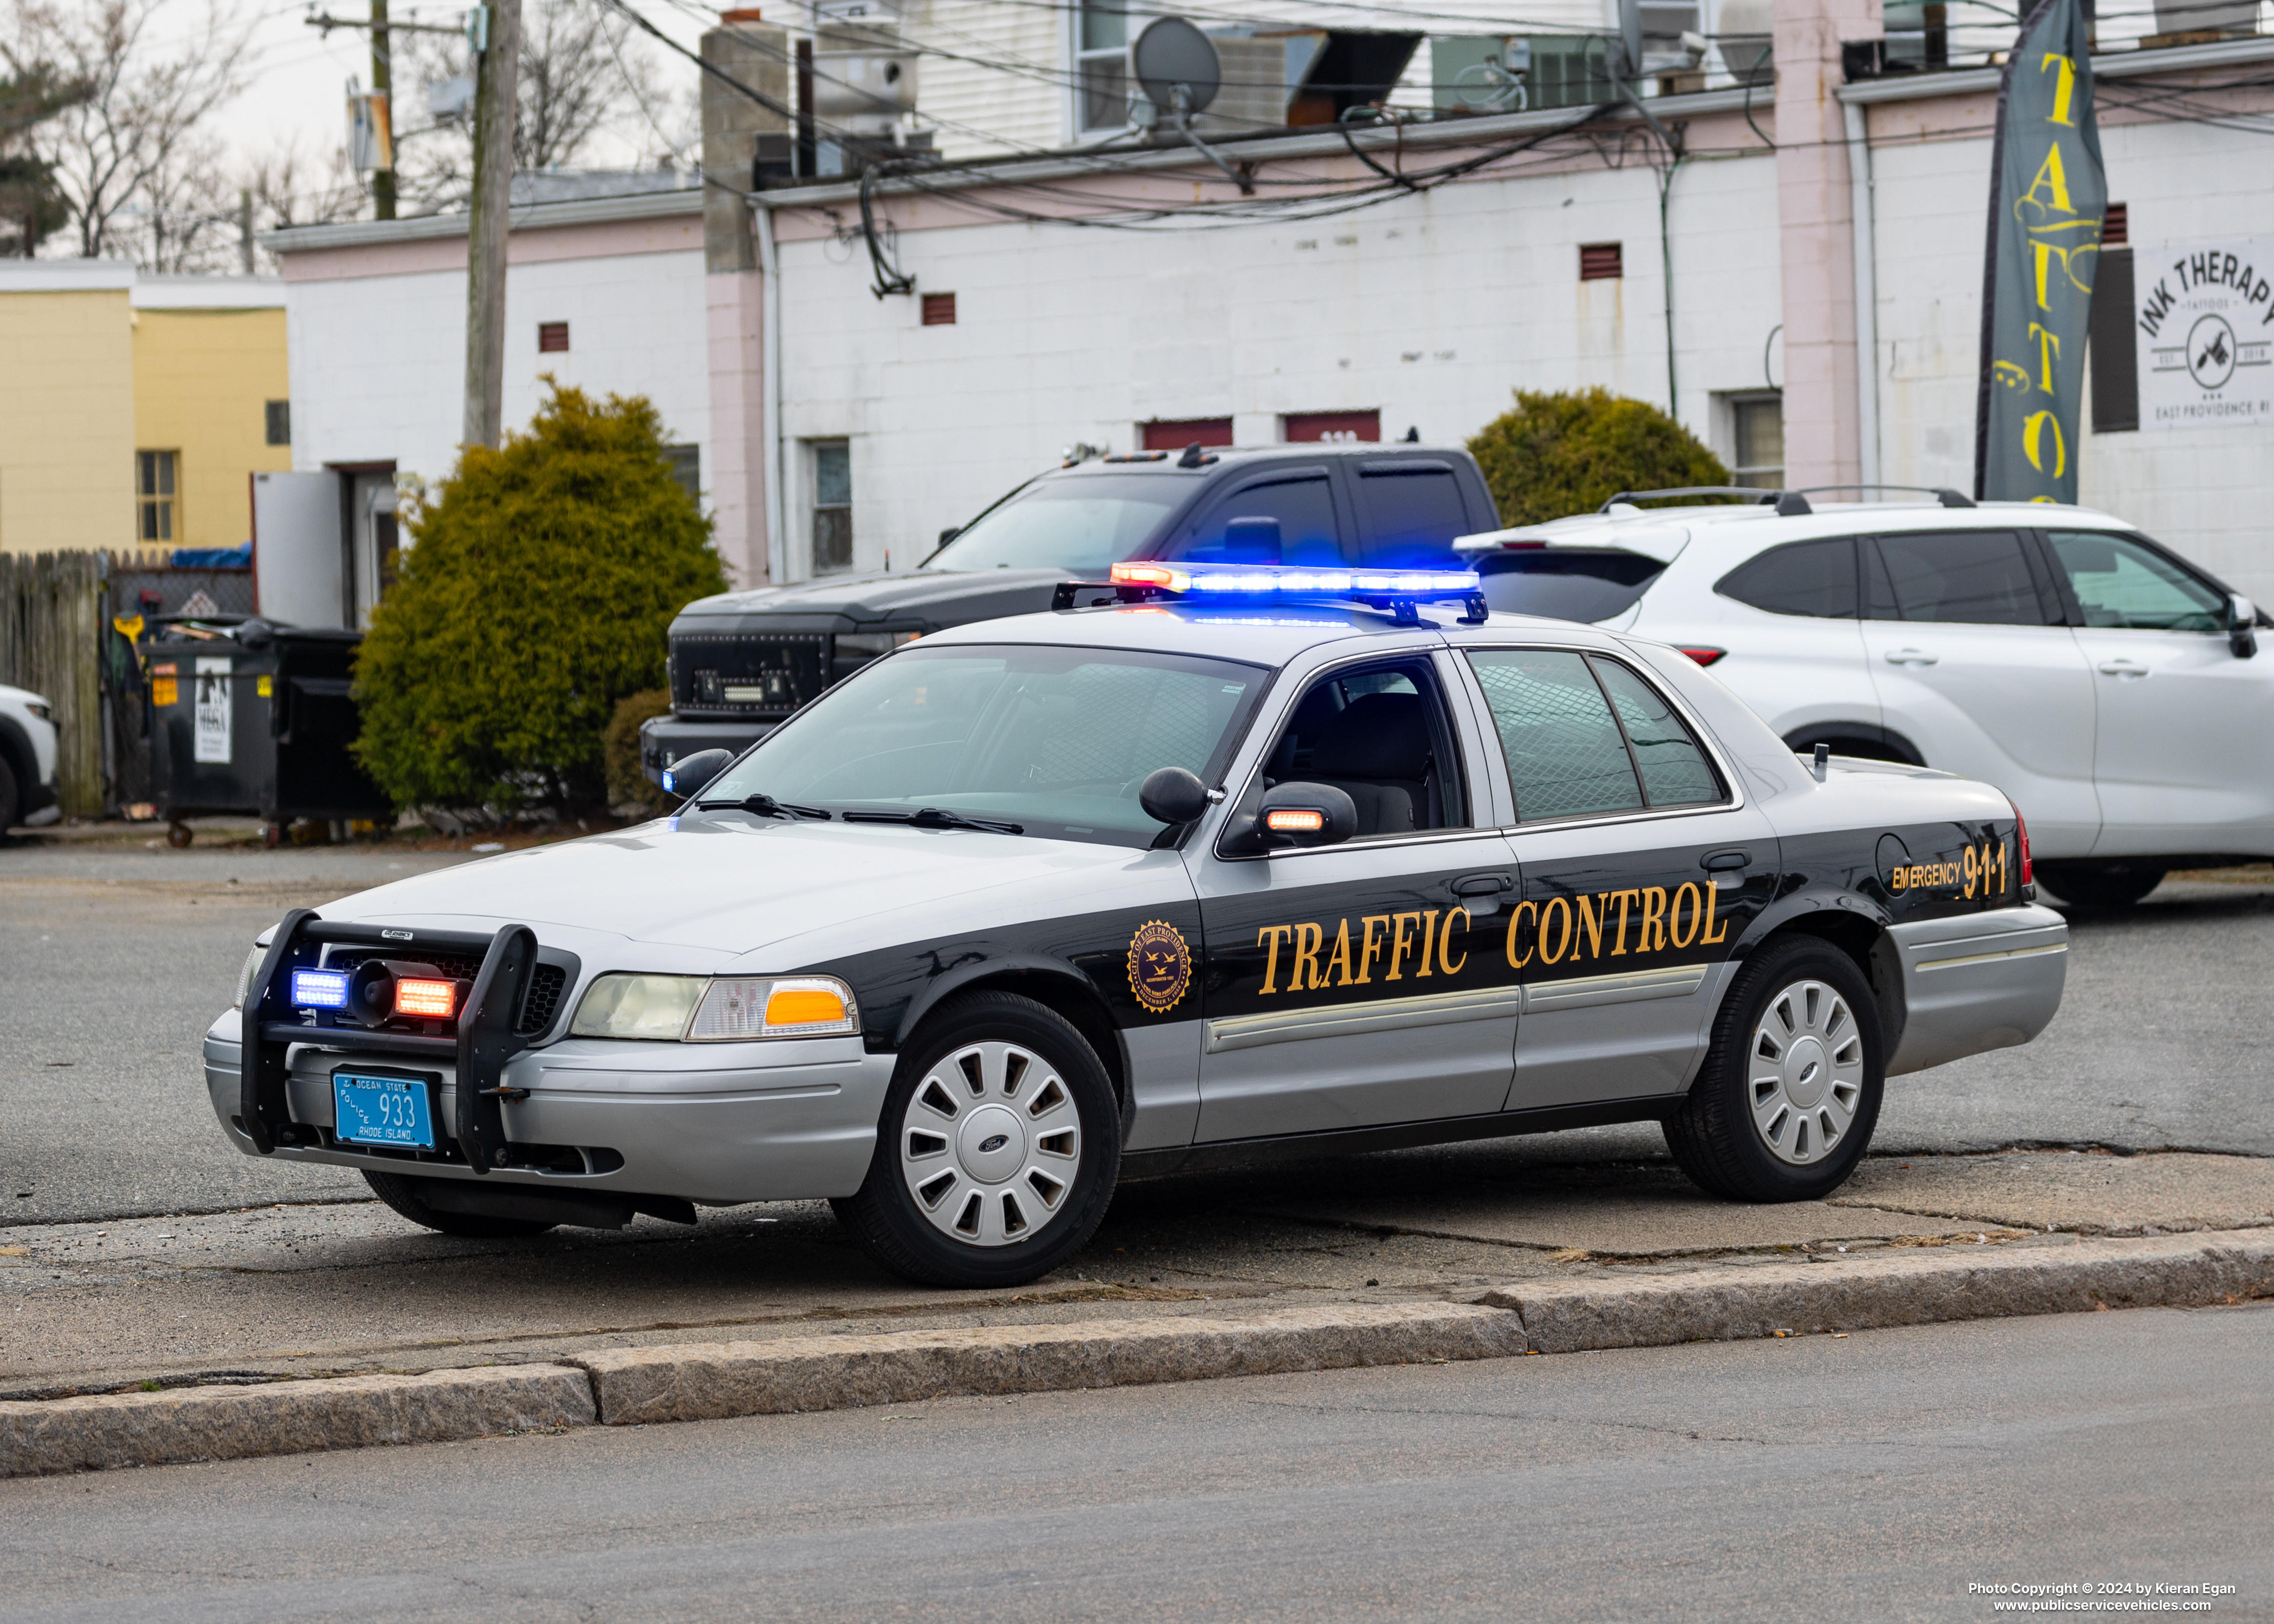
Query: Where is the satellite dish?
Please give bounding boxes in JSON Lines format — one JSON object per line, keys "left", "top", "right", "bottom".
{"left": 1132, "top": 17, "right": 1222, "bottom": 116}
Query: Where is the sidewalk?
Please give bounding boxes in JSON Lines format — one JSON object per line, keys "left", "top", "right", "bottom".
{"left": 4, "top": 1147, "right": 2269, "bottom": 1474}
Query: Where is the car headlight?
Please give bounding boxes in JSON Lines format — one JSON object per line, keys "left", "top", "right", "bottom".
{"left": 23, "top": 699, "right": 51, "bottom": 722}
{"left": 233, "top": 943, "right": 266, "bottom": 1009}
{"left": 687, "top": 976, "right": 859, "bottom": 1040}
{"left": 569, "top": 974, "right": 707, "bottom": 1040}
{"left": 568, "top": 973, "right": 860, "bottom": 1041}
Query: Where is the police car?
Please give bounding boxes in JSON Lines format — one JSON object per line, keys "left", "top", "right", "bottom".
{"left": 206, "top": 564, "right": 2068, "bottom": 1288}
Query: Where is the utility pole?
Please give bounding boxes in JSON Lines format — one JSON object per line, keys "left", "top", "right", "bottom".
{"left": 462, "top": 0, "right": 521, "bottom": 448}
{"left": 370, "top": 0, "right": 396, "bottom": 220}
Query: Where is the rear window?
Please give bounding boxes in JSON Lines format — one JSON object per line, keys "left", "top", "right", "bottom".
{"left": 1716, "top": 538, "right": 1858, "bottom": 618}
{"left": 1479, "top": 549, "right": 1668, "bottom": 623}
{"left": 1355, "top": 463, "right": 1468, "bottom": 567}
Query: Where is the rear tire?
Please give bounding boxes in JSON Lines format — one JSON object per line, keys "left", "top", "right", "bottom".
{"left": 2035, "top": 860, "right": 2166, "bottom": 910}
{"left": 1665, "top": 936, "right": 1884, "bottom": 1202}
{"left": 361, "top": 1169, "right": 558, "bottom": 1238}
{"left": 0, "top": 755, "right": 18, "bottom": 832}
{"left": 835, "top": 991, "right": 1120, "bottom": 1289}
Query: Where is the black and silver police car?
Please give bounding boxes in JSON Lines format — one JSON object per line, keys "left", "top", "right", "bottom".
{"left": 209, "top": 564, "right": 2067, "bottom": 1288}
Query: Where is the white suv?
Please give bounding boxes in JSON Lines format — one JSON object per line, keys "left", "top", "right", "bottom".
{"left": 1458, "top": 490, "right": 2271, "bottom": 908}
{"left": 0, "top": 681, "right": 62, "bottom": 832}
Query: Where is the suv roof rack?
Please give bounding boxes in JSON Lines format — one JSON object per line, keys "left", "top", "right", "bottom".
{"left": 1601, "top": 486, "right": 1802, "bottom": 515}
{"left": 1794, "top": 484, "right": 1975, "bottom": 508}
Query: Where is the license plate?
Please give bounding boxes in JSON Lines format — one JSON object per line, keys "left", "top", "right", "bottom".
{"left": 332, "top": 1072, "right": 436, "bottom": 1149}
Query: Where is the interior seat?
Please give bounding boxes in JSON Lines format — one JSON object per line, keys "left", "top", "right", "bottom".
{"left": 1304, "top": 691, "right": 1438, "bottom": 837}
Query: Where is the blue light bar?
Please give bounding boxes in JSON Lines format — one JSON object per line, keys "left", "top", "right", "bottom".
{"left": 291, "top": 968, "right": 352, "bottom": 1009}
{"left": 1111, "top": 561, "right": 1483, "bottom": 600}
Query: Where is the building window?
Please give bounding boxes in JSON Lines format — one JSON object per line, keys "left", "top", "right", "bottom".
{"left": 264, "top": 400, "right": 291, "bottom": 447}
{"left": 1141, "top": 417, "right": 1233, "bottom": 451}
{"left": 811, "top": 440, "right": 853, "bottom": 574}
{"left": 538, "top": 321, "right": 570, "bottom": 353}
{"left": 664, "top": 444, "right": 701, "bottom": 506}
{"left": 136, "top": 450, "right": 179, "bottom": 543}
{"left": 1579, "top": 242, "right": 1623, "bottom": 281}
{"left": 1283, "top": 410, "right": 1380, "bottom": 444}
{"left": 921, "top": 292, "right": 957, "bottom": 326}
{"left": 1075, "top": 0, "right": 1130, "bottom": 133}
{"left": 1725, "top": 392, "right": 1785, "bottom": 488}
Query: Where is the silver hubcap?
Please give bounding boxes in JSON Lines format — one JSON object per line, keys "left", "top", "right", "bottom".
{"left": 1748, "top": 979, "right": 1864, "bottom": 1166}
{"left": 898, "top": 1040, "right": 1082, "bottom": 1248}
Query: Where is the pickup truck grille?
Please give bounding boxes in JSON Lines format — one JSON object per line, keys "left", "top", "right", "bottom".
{"left": 672, "top": 630, "right": 829, "bottom": 717}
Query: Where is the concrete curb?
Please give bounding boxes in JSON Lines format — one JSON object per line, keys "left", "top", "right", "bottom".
{"left": 1486, "top": 1230, "right": 2274, "bottom": 1354}
{"left": 0, "top": 1363, "right": 596, "bottom": 1479}
{"left": 4, "top": 1229, "right": 2269, "bottom": 1479}
{"left": 569, "top": 1302, "right": 1527, "bottom": 1426}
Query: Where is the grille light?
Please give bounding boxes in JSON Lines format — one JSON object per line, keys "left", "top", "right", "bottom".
{"left": 393, "top": 978, "right": 457, "bottom": 1018}
{"left": 290, "top": 968, "right": 351, "bottom": 1009}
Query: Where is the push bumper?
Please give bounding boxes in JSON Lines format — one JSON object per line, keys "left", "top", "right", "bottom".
{"left": 1885, "top": 903, "right": 2069, "bottom": 1075}
{"left": 639, "top": 714, "right": 778, "bottom": 787}
{"left": 204, "top": 1012, "right": 894, "bottom": 1204}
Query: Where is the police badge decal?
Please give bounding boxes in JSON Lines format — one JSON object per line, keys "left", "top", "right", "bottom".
{"left": 1126, "top": 919, "right": 1192, "bottom": 1014}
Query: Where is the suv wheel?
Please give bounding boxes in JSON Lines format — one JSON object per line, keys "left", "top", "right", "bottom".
{"left": 0, "top": 754, "right": 18, "bottom": 833}
{"left": 1665, "top": 936, "right": 1884, "bottom": 1202}
{"left": 2035, "top": 860, "right": 2166, "bottom": 910}
{"left": 835, "top": 991, "right": 1120, "bottom": 1288}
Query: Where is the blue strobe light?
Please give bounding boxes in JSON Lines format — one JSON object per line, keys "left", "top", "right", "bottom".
{"left": 290, "top": 967, "right": 352, "bottom": 1009}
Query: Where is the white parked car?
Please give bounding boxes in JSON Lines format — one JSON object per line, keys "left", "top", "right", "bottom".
{"left": 1459, "top": 490, "right": 2272, "bottom": 908}
{"left": 0, "top": 680, "right": 61, "bottom": 831}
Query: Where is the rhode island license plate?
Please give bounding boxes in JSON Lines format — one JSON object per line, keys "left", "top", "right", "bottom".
{"left": 332, "top": 1072, "right": 436, "bottom": 1149}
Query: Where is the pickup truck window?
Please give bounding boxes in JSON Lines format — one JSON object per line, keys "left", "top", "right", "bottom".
{"left": 1166, "top": 474, "right": 1343, "bottom": 566}
{"left": 923, "top": 474, "right": 1191, "bottom": 574}
{"left": 1356, "top": 463, "right": 1469, "bottom": 566}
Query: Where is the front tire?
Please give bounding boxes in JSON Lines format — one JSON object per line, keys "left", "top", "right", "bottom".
{"left": 2035, "top": 860, "right": 2166, "bottom": 910}
{"left": 361, "top": 1169, "right": 558, "bottom": 1238}
{"left": 836, "top": 992, "right": 1120, "bottom": 1288}
{"left": 1665, "top": 936, "right": 1884, "bottom": 1202}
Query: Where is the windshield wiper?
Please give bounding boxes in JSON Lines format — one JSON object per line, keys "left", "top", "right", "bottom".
{"left": 692, "top": 792, "right": 832, "bottom": 821}
{"left": 840, "top": 806, "right": 1025, "bottom": 835}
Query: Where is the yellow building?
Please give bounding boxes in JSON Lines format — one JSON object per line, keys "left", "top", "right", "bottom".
{"left": 0, "top": 261, "right": 291, "bottom": 555}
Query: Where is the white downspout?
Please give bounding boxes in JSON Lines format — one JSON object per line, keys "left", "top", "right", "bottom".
{"left": 755, "top": 200, "right": 788, "bottom": 585}
{"left": 1843, "top": 97, "right": 1881, "bottom": 488}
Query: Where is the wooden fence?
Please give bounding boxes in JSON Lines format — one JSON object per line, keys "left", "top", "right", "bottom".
{"left": 0, "top": 551, "right": 105, "bottom": 817}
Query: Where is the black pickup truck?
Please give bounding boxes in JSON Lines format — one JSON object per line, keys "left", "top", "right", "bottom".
{"left": 642, "top": 441, "right": 1502, "bottom": 784}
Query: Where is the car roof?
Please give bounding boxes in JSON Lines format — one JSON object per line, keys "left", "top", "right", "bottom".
{"left": 913, "top": 599, "right": 1601, "bottom": 665}
{"left": 1455, "top": 498, "right": 2140, "bottom": 560}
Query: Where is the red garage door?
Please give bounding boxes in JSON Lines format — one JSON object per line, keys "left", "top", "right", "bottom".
{"left": 1141, "top": 417, "right": 1234, "bottom": 450}
{"left": 1283, "top": 410, "right": 1380, "bottom": 444}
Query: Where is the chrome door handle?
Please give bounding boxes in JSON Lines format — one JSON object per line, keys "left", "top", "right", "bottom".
{"left": 1883, "top": 648, "right": 1939, "bottom": 666}
{"left": 2098, "top": 659, "right": 2150, "bottom": 678}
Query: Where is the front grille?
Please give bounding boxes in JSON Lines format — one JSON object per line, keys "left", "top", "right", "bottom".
{"left": 321, "top": 951, "right": 569, "bottom": 1036}
{"left": 672, "top": 630, "right": 829, "bottom": 716}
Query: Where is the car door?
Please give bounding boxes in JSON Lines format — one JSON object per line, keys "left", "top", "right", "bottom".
{"left": 1859, "top": 527, "right": 2101, "bottom": 857}
{"left": 1189, "top": 649, "right": 1523, "bottom": 1141}
{"left": 1162, "top": 465, "right": 1348, "bottom": 566}
{"left": 2042, "top": 528, "right": 2274, "bottom": 857}
{"left": 1459, "top": 644, "right": 1781, "bottom": 1110}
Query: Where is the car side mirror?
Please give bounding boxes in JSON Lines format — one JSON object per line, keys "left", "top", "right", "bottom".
{"left": 1255, "top": 781, "right": 1357, "bottom": 848}
{"left": 937, "top": 527, "right": 961, "bottom": 547}
{"left": 1220, "top": 516, "right": 1283, "bottom": 564}
{"left": 2231, "top": 594, "right": 2257, "bottom": 659}
{"left": 1138, "top": 765, "right": 1210, "bottom": 825}
{"left": 662, "top": 748, "right": 733, "bottom": 802}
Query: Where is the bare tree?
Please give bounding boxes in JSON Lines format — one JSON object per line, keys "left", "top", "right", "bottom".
{"left": 5, "top": 0, "right": 252, "bottom": 261}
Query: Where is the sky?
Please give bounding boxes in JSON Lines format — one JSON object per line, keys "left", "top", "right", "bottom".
{"left": 205, "top": 0, "right": 707, "bottom": 182}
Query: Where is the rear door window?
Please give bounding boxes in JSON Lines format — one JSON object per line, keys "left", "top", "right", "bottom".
{"left": 1715, "top": 537, "right": 1858, "bottom": 617}
{"left": 1354, "top": 462, "right": 1469, "bottom": 567}
{"left": 1170, "top": 472, "right": 1343, "bottom": 566}
{"left": 1866, "top": 530, "right": 2054, "bottom": 625}
{"left": 1467, "top": 650, "right": 1724, "bottom": 822}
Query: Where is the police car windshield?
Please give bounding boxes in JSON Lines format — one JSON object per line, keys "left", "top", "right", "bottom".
{"left": 923, "top": 474, "right": 1191, "bottom": 574}
{"left": 704, "top": 643, "right": 1263, "bottom": 847}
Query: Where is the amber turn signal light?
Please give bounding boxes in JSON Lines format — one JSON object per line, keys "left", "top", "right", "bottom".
{"left": 1265, "top": 807, "right": 1328, "bottom": 833}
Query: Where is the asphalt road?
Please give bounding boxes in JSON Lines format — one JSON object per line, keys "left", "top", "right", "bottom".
{"left": 1, "top": 1303, "right": 2265, "bottom": 1622}
{"left": 6, "top": 842, "right": 2273, "bottom": 1229}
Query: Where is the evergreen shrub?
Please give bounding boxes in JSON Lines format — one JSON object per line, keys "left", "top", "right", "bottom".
{"left": 1467, "top": 387, "right": 1734, "bottom": 528}
{"left": 603, "top": 689, "right": 673, "bottom": 814}
{"left": 352, "top": 384, "right": 727, "bottom": 810}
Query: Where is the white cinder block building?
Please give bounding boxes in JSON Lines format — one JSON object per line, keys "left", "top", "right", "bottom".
{"left": 266, "top": 1, "right": 2274, "bottom": 617}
